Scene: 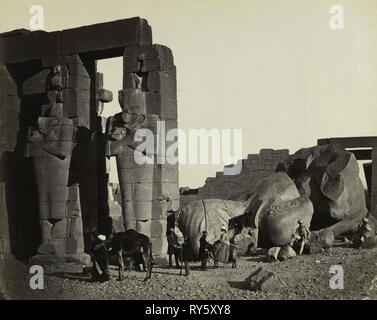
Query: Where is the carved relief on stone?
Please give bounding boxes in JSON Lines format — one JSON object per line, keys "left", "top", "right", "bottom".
{"left": 42, "top": 64, "right": 68, "bottom": 118}
{"left": 24, "top": 64, "right": 74, "bottom": 255}
{"left": 25, "top": 116, "right": 74, "bottom": 254}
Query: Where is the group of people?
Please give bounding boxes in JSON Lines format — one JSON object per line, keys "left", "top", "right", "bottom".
{"left": 166, "top": 227, "right": 190, "bottom": 276}
{"left": 87, "top": 212, "right": 374, "bottom": 282}
{"left": 167, "top": 224, "right": 231, "bottom": 274}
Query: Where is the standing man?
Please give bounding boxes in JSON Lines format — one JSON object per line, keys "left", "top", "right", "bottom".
{"left": 89, "top": 234, "right": 110, "bottom": 282}
{"left": 167, "top": 228, "right": 181, "bottom": 269}
{"left": 290, "top": 220, "right": 310, "bottom": 255}
{"left": 199, "top": 231, "right": 211, "bottom": 271}
{"left": 353, "top": 217, "right": 374, "bottom": 248}
{"left": 180, "top": 235, "right": 190, "bottom": 276}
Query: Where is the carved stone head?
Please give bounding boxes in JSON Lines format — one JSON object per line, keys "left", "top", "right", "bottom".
{"left": 118, "top": 89, "right": 146, "bottom": 115}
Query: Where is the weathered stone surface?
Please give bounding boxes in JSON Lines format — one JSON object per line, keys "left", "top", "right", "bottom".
{"left": 0, "top": 238, "right": 11, "bottom": 255}
{"left": 267, "top": 247, "right": 281, "bottom": 262}
{"left": 177, "top": 199, "right": 248, "bottom": 258}
{"left": 245, "top": 267, "right": 287, "bottom": 292}
{"left": 51, "top": 219, "right": 67, "bottom": 239}
{"left": 124, "top": 44, "right": 173, "bottom": 62}
{"left": 123, "top": 59, "right": 141, "bottom": 73}
{"left": 147, "top": 71, "right": 176, "bottom": 95}
{"left": 97, "top": 89, "right": 113, "bottom": 103}
{"left": 40, "top": 220, "right": 52, "bottom": 242}
{"left": 67, "top": 217, "right": 83, "bottom": 238}
{"left": 123, "top": 200, "right": 170, "bottom": 221}
{"left": 66, "top": 63, "right": 88, "bottom": 77}
{"left": 156, "top": 93, "right": 177, "bottom": 120}
{"left": 67, "top": 75, "right": 90, "bottom": 91}
{"left": 60, "top": 18, "right": 152, "bottom": 56}
{"left": 141, "top": 59, "right": 176, "bottom": 74}
{"left": 66, "top": 238, "right": 84, "bottom": 254}
{"left": 0, "top": 31, "right": 61, "bottom": 64}
{"left": 150, "top": 236, "right": 168, "bottom": 256}
{"left": 278, "top": 244, "right": 296, "bottom": 261}
{"left": 136, "top": 219, "right": 167, "bottom": 237}
{"left": 63, "top": 88, "right": 90, "bottom": 104}
{"left": 118, "top": 89, "right": 146, "bottom": 114}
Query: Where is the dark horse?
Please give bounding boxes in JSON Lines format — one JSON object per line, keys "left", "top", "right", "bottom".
{"left": 88, "top": 229, "right": 153, "bottom": 282}
{"left": 112, "top": 229, "right": 153, "bottom": 282}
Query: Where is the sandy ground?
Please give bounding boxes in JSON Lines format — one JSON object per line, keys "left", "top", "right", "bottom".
{"left": 1, "top": 247, "right": 377, "bottom": 300}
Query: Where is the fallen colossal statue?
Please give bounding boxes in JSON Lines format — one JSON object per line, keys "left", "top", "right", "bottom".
{"left": 276, "top": 143, "right": 374, "bottom": 252}
{"left": 175, "top": 199, "right": 248, "bottom": 258}
{"left": 176, "top": 144, "right": 375, "bottom": 256}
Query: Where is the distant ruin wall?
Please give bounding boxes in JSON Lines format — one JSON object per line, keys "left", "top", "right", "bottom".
{"left": 180, "top": 149, "right": 290, "bottom": 206}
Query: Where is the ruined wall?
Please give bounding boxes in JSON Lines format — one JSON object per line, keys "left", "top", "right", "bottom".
{"left": 0, "top": 64, "right": 20, "bottom": 255}
{"left": 0, "top": 18, "right": 178, "bottom": 262}
{"left": 180, "top": 149, "right": 290, "bottom": 205}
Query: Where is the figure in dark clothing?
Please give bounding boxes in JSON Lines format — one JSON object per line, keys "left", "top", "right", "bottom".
{"left": 90, "top": 234, "right": 110, "bottom": 282}
{"left": 353, "top": 217, "right": 374, "bottom": 248}
{"left": 199, "top": 231, "right": 211, "bottom": 271}
{"left": 167, "top": 228, "right": 181, "bottom": 269}
{"left": 180, "top": 235, "right": 190, "bottom": 276}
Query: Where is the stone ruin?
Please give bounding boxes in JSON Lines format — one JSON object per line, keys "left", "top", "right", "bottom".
{"left": 0, "top": 17, "right": 178, "bottom": 264}
{"left": 178, "top": 140, "right": 377, "bottom": 257}
{"left": 0, "top": 17, "right": 376, "bottom": 266}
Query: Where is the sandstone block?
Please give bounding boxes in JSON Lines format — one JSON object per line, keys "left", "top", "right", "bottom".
{"left": 123, "top": 73, "right": 137, "bottom": 89}
{"left": 66, "top": 237, "right": 84, "bottom": 254}
{"left": 40, "top": 220, "right": 53, "bottom": 241}
{"left": 246, "top": 267, "right": 287, "bottom": 292}
{"left": 150, "top": 236, "right": 168, "bottom": 256}
{"left": 136, "top": 219, "right": 167, "bottom": 237}
{"left": 141, "top": 59, "right": 176, "bottom": 74}
{"left": 267, "top": 247, "right": 281, "bottom": 261}
{"left": 67, "top": 217, "right": 83, "bottom": 238}
{"left": 51, "top": 219, "right": 67, "bottom": 239}
{"left": 123, "top": 58, "right": 140, "bottom": 73}
{"left": 67, "top": 75, "right": 90, "bottom": 91}
{"left": 67, "top": 63, "right": 89, "bottom": 77}
{"left": 97, "top": 89, "right": 113, "bottom": 103}
{"left": 0, "top": 238, "right": 11, "bottom": 254}
{"left": 278, "top": 245, "right": 296, "bottom": 261}
{"left": 156, "top": 93, "right": 177, "bottom": 120}
{"left": 147, "top": 71, "right": 176, "bottom": 95}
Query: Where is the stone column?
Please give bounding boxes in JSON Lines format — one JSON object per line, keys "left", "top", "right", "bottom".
{"left": 24, "top": 56, "right": 90, "bottom": 264}
{"left": 121, "top": 44, "right": 179, "bottom": 262}
{"left": 0, "top": 64, "right": 20, "bottom": 255}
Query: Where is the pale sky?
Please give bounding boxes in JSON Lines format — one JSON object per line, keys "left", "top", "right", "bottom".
{"left": 1, "top": 0, "right": 376, "bottom": 188}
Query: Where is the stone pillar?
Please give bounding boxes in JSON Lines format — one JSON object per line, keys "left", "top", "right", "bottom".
{"left": 61, "top": 55, "right": 96, "bottom": 249}
{"left": 94, "top": 71, "right": 120, "bottom": 236}
{"left": 24, "top": 55, "right": 90, "bottom": 264}
{"left": 120, "top": 44, "right": 179, "bottom": 262}
{"left": 0, "top": 64, "right": 20, "bottom": 255}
